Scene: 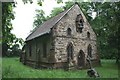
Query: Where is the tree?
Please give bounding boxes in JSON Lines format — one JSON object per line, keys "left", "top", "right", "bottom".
{"left": 2, "top": 2, "right": 15, "bottom": 56}
{"left": 2, "top": 2, "right": 24, "bottom": 57}
{"left": 1, "top": 0, "right": 64, "bottom": 57}
{"left": 83, "top": 2, "right": 119, "bottom": 62}
{"left": 50, "top": 7, "right": 64, "bottom": 17}
{"left": 32, "top": 6, "right": 64, "bottom": 32}
{"left": 32, "top": 9, "right": 46, "bottom": 32}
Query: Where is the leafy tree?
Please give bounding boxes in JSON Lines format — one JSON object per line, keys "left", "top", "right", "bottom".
{"left": 2, "top": 2, "right": 15, "bottom": 56}
{"left": 2, "top": 2, "right": 24, "bottom": 57}
{"left": 81, "top": 2, "right": 119, "bottom": 62}
{"left": 32, "top": 9, "right": 46, "bottom": 32}
{"left": 1, "top": 0, "right": 64, "bottom": 57}
{"left": 50, "top": 7, "right": 64, "bottom": 17}
{"left": 32, "top": 6, "right": 64, "bottom": 32}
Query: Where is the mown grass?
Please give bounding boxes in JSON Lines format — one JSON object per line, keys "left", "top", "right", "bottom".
{"left": 2, "top": 57, "right": 118, "bottom": 78}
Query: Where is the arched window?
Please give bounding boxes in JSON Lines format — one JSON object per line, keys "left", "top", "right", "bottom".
{"left": 87, "top": 44, "right": 92, "bottom": 58}
{"left": 67, "top": 28, "right": 72, "bottom": 36}
{"left": 87, "top": 32, "right": 90, "bottom": 38}
{"left": 76, "top": 14, "right": 84, "bottom": 33}
{"left": 67, "top": 42, "right": 73, "bottom": 62}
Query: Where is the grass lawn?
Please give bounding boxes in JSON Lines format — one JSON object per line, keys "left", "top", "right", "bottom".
{"left": 2, "top": 57, "right": 119, "bottom": 78}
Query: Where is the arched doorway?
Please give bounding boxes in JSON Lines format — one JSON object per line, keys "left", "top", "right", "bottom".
{"left": 77, "top": 50, "right": 85, "bottom": 68}
{"left": 67, "top": 42, "right": 73, "bottom": 63}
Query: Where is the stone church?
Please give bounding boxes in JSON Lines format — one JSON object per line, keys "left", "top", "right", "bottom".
{"left": 20, "top": 3, "right": 100, "bottom": 69}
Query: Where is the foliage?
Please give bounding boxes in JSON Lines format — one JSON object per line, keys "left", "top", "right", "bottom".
{"left": 56, "top": 0, "right": 63, "bottom": 4}
{"left": 2, "top": 3, "right": 24, "bottom": 57}
{"left": 50, "top": 7, "right": 64, "bottom": 17}
{"left": 32, "top": 1, "right": 119, "bottom": 61}
{"left": 22, "top": 0, "right": 63, "bottom": 5}
{"left": 26, "top": 0, "right": 64, "bottom": 31}
{"left": 2, "top": 57, "right": 118, "bottom": 78}
{"left": 63, "top": 2, "right": 119, "bottom": 61}
{"left": 32, "top": 6, "right": 64, "bottom": 32}
{"left": 2, "top": 2, "right": 14, "bottom": 56}
{"left": 85, "top": 2, "right": 119, "bottom": 61}
{"left": 32, "top": 9, "right": 47, "bottom": 32}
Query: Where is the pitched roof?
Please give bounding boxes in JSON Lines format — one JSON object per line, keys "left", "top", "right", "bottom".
{"left": 26, "top": 4, "right": 75, "bottom": 41}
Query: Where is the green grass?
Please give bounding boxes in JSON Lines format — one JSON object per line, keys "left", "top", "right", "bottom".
{"left": 2, "top": 57, "right": 119, "bottom": 78}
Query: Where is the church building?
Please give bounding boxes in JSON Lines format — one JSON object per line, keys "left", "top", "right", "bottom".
{"left": 20, "top": 3, "right": 100, "bottom": 69}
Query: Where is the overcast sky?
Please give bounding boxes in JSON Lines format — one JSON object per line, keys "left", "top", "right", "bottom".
{"left": 11, "top": 0, "right": 65, "bottom": 40}
{"left": 11, "top": 0, "right": 96, "bottom": 41}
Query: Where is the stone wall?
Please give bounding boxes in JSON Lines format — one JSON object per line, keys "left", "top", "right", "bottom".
{"left": 24, "top": 34, "right": 56, "bottom": 68}
{"left": 52, "top": 4, "right": 99, "bottom": 67}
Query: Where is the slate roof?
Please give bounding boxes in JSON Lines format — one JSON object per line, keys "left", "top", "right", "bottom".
{"left": 26, "top": 4, "right": 75, "bottom": 41}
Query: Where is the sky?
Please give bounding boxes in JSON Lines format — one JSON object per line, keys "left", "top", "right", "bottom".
{"left": 11, "top": 0, "right": 96, "bottom": 41}
{"left": 11, "top": 0, "right": 65, "bottom": 40}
